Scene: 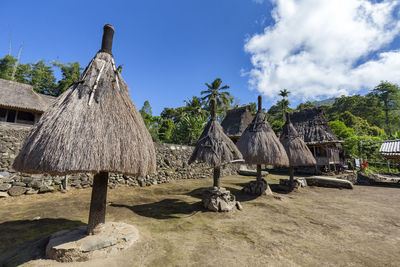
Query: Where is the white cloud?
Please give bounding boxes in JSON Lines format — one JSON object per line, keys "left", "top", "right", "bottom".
{"left": 244, "top": 0, "right": 400, "bottom": 101}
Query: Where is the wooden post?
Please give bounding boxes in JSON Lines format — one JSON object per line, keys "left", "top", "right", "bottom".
{"left": 326, "top": 147, "right": 330, "bottom": 172}
{"left": 256, "top": 164, "right": 262, "bottom": 182}
{"left": 289, "top": 166, "right": 294, "bottom": 186}
{"left": 313, "top": 146, "right": 318, "bottom": 173}
{"left": 87, "top": 172, "right": 109, "bottom": 234}
{"left": 213, "top": 167, "right": 221, "bottom": 188}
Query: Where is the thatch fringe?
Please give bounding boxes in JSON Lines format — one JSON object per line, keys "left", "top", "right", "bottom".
{"left": 236, "top": 110, "right": 289, "bottom": 166}
{"left": 13, "top": 52, "right": 156, "bottom": 176}
{"left": 280, "top": 114, "right": 316, "bottom": 166}
{"left": 189, "top": 119, "right": 243, "bottom": 167}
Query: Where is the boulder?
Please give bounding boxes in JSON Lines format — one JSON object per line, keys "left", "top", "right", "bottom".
{"left": 0, "top": 183, "right": 12, "bottom": 191}
{"left": 8, "top": 186, "right": 27, "bottom": 196}
{"left": 202, "top": 187, "right": 240, "bottom": 212}
{"left": 306, "top": 176, "right": 353, "bottom": 189}
{"left": 242, "top": 179, "right": 273, "bottom": 196}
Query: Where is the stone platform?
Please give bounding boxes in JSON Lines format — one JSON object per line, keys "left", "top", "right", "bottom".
{"left": 242, "top": 179, "right": 273, "bottom": 196}
{"left": 46, "top": 222, "right": 139, "bottom": 262}
{"left": 202, "top": 187, "right": 242, "bottom": 212}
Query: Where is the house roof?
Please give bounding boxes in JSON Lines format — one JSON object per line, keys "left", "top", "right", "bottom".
{"left": 290, "top": 107, "right": 342, "bottom": 145}
{"left": 379, "top": 140, "right": 400, "bottom": 160}
{"left": 0, "top": 78, "right": 56, "bottom": 113}
{"left": 221, "top": 105, "right": 254, "bottom": 138}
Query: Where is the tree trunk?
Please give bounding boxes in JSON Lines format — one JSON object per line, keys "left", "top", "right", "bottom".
{"left": 289, "top": 166, "right": 294, "bottom": 186}
{"left": 385, "top": 105, "right": 391, "bottom": 136}
{"left": 87, "top": 172, "right": 108, "bottom": 234}
{"left": 213, "top": 167, "right": 220, "bottom": 188}
{"left": 256, "top": 164, "right": 262, "bottom": 182}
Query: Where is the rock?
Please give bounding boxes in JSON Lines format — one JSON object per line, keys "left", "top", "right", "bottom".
{"left": 26, "top": 188, "right": 38, "bottom": 195}
{"left": 0, "top": 191, "right": 8, "bottom": 198}
{"left": 202, "top": 187, "right": 238, "bottom": 212}
{"left": 306, "top": 176, "right": 353, "bottom": 189}
{"left": 39, "top": 185, "right": 55, "bottom": 193}
{"left": 0, "top": 171, "right": 10, "bottom": 178}
{"left": 242, "top": 179, "right": 272, "bottom": 196}
{"left": 238, "top": 169, "right": 269, "bottom": 177}
{"left": 46, "top": 222, "right": 139, "bottom": 262}
{"left": 0, "top": 183, "right": 11, "bottom": 191}
{"left": 236, "top": 201, "right": 243, "bottom": 211}
{"left": 8, "top": 186, "right": 27, "bottom": 196}
{"left": 13, "top": 181, "right": 26, "bottom": 187}
{"left": 29, "top": 180, "right": 43, "bottom": 189}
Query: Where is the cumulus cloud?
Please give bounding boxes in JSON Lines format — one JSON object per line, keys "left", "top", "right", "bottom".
{"left": 244, "top": 0, "right": 400, "bottom": 101}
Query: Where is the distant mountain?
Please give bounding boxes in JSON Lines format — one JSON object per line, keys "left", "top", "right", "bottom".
{"left": 312, "top": 97, "right": 336, "bottom": 106}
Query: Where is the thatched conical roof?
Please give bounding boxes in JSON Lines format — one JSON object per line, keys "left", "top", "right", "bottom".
{"left": 280, "top": 113, "right": 316, "bottom": 166}
{"left": 189, "top": 99, "right": 243, "bottom": 167}
{"left": 221, "top": 105, "right": 254, "bottom": 140}
{"left": 13, "top": 25, "right": 156, "bottom": 177}
{"left": 290, "top": 107, "right": 341, "bottom": 145}
{"left": 236, "top": 96, "right": 289, "bottom": 166}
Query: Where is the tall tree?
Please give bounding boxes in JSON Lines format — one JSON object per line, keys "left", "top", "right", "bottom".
{"left": 29, "top": 60, "right": 57, "bottom": 95}
{"left": 184, "top": 96, "right": 207, "bottom": 117}
{"left": 368, "top": 81, "right": 400, "bottom": 136}
{"left": 279, "top": 89, "right": 290, "bottom": 120}
{"left": 201, "top": 78, "right": 233, "bottom": 114}
{"left": 52, "top": 61, "right": 82, "bottom": 96}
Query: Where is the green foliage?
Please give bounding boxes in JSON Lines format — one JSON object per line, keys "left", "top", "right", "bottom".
{"left": 338, "top": 111, "right": 385, "bottom": 137}
{"left": 328, "top": 120, "right": 356, "bottom": 139}
{"left": 171, "top": 114, "right": 206, "bottom": 146}
{"left": 158, "top": 118, "right": 175, "bottom": 143}
{"left": 0, "top": 54, "right": 82, "bottom": 97}
{"left": 296, "top": 101, "right": 316, "bottom": 110}
{"left": 270, "top": 120, "right": 285, "bottom": 134}
{"left": 201, "top": 78, "right": 233, "bottom": 116}
{"left": 52, "top": 61, "right": 82, "bottom": 96}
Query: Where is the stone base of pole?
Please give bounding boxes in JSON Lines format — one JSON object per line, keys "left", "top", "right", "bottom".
{"left": 242, "top": 178, "right": 273, "bottom": 196}
{"left": 202, "top": 187, "right": 242, "bottom": 212}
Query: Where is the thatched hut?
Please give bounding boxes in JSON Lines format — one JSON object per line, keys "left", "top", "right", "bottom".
{"left": 280, "top": 112, "right": 316, "bottom": 186}
{"left": 290, "top": 107, "right": 342, "bottom": 173}
{"left": 236, "top": 96, "right": 289, "bottom": 195}
{"left": 13, "top": 25, "right": 156, "bottom": 234}
{"left": 221, "top": 105, "right": 253, "bottom": 142}
{"left": 189, "top": 99, "right": 243, "bottom": 211}
{"left": 0, "top": 78, "right": 56, "bottom": 125}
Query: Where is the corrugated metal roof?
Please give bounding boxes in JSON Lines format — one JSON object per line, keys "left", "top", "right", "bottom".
{"left": 379, "top": 140, "right": 400, "bottom": 159}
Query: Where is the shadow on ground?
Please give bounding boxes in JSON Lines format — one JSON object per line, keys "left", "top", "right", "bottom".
{"left": 111, "top": 198, "right": 202, "bottom": 219}
{"left": 0, "top": 218, "right": 85, "bottom": 267}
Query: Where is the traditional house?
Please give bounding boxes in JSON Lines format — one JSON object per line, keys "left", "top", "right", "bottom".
{"left": 289, "top": 107, "right": 343, "bottom": 172}
{"left": 379, "top": 140, "right": 400, "bottom": 161}
{"left": 221, "top": 105, "right": 254, "bottom": 142}
{"left": 0, "top": 78, "right": 56, "bottom": 125}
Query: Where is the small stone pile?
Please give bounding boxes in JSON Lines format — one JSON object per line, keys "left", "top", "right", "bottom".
{"left": 279, "top": 177, "right": 307, "bottom": 190}
{"left": 242, "top": 178, "right": 273, "bottom": 196}
{"left": 202, "top": 187, "right": 242, "bottom": 212}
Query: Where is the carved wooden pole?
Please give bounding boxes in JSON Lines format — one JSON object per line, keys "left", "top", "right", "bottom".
{"left": 256, "top": 95, "right": 262, "bottom": 182}
{"left": 210, "top": 99, "right": 221, "bottom": 188}
{"left": 87, "top": 25, "right": 114, "bottom": 234}
{"left": 87, "top": 172, "right": 109, "bottom": 234}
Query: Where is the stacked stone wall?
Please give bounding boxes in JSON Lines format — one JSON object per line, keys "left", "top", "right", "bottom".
{"left": 0, "top": 123, "right": 238, "bottom": 197}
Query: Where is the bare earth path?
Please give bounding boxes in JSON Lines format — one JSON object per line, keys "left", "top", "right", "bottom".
{"left": 0, "top": 174, "right": 399, "bottom": 266}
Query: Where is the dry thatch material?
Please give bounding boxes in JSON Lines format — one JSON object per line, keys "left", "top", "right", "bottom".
{"left": 13, "top": 51, "right": 156, "bottom": 176}
{"left": 290, "top": 107, "right": 341, "bottom": 145}
{"left": 236, "top": 109, "right": 289, "bottom": 166}
{"left": 189, "top": 114, "right": 243, "bottom": 167}
{"left": 0, "top": 78, "right": 56, "bottom": 113}
{"left": 221, "top": 105, "right": 253, "bottom": 140}
{"left": 280, "top": 113, "right": 316, "bottom": 166}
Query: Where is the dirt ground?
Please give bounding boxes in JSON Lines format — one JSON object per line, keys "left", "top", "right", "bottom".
{"left": 1, "top": 174, "right": 399, "bottom": 267}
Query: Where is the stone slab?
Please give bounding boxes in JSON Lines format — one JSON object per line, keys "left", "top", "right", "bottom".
{"left": 46, "top": 222, "right": 139, "bottom": 262}
{"left": 238, "top": 169, "right": 269, "bottom": 177}
{"left": 306, "top": 176, "right": 353, "bottom": 189}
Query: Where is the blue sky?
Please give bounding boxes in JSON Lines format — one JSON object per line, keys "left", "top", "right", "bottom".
{"left": 1, "top": 0, "right": 400, "bottom": 115}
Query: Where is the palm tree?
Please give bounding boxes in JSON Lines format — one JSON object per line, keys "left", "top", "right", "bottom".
{"left": 184, "top": 96, "right": 207, "bottom": 117}
{"left": 201, "top": 78, "right": 233, "bottom": 115}
{"left": 279, "top": 89, "right": 290, "bottom": 120}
